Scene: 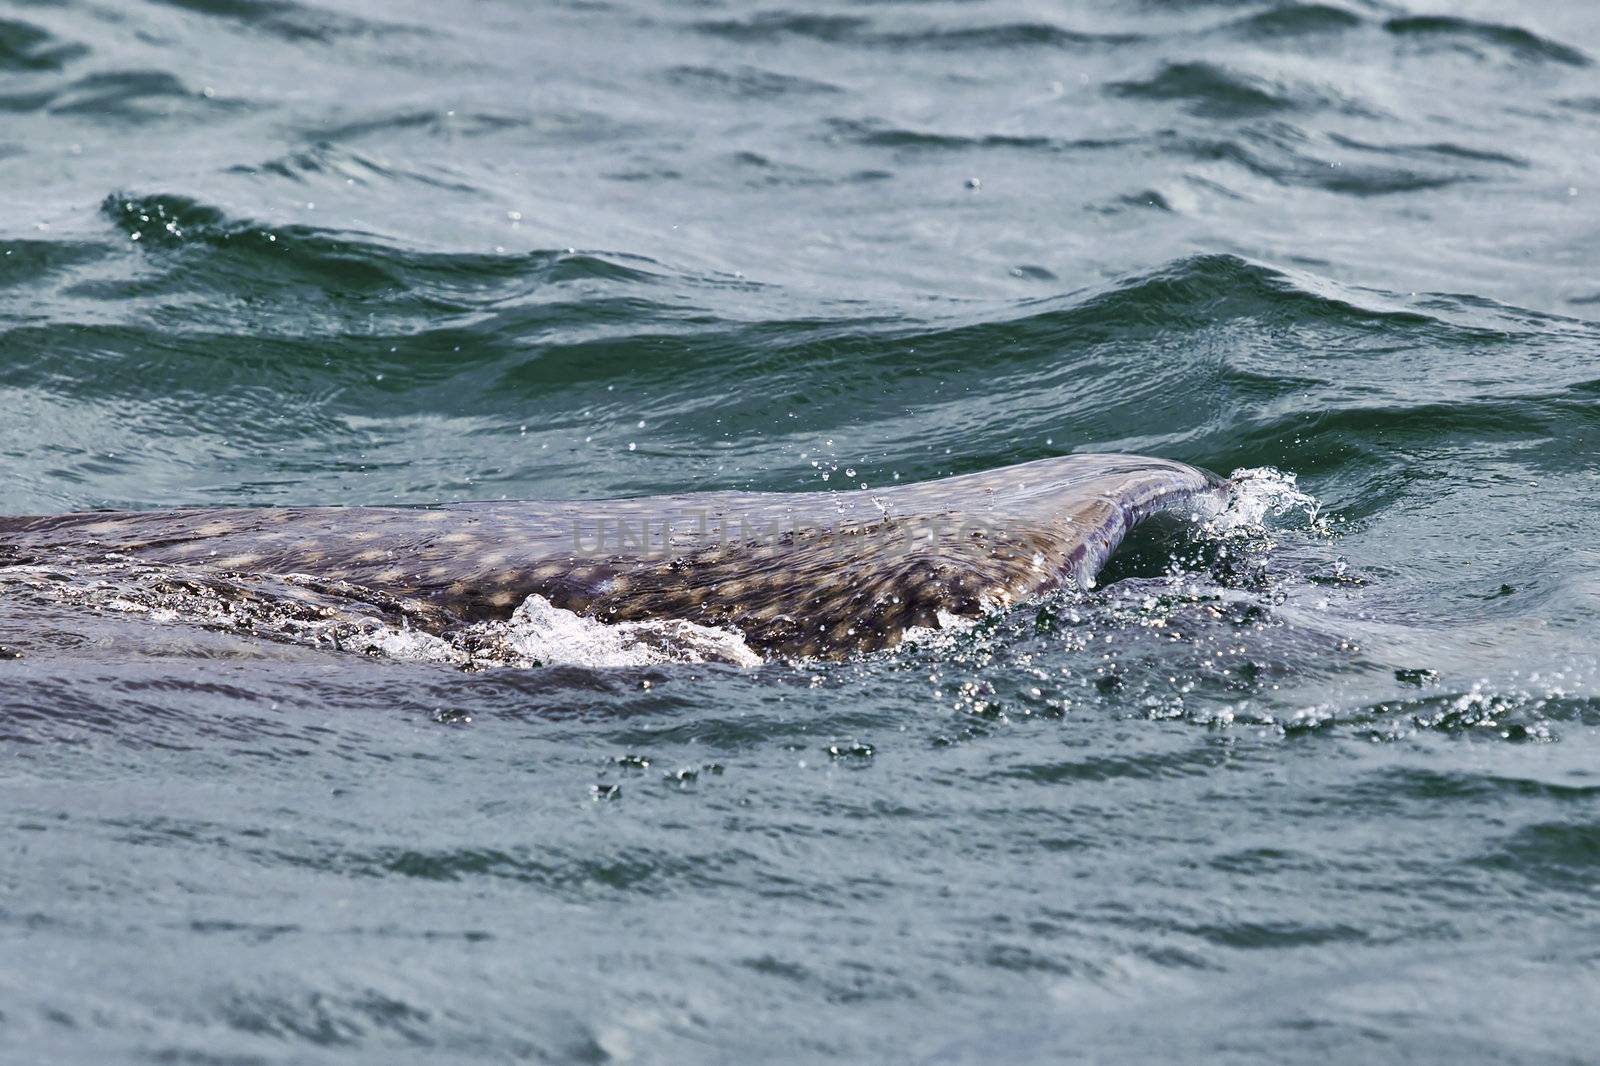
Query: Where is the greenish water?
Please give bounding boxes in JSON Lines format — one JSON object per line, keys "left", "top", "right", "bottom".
{"left": 3, "top": 0, "right": 1600, "bottom": 1062}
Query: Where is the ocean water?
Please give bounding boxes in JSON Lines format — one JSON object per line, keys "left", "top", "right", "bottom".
{"left": 3, "top": 0, "right": 1600, "bottom": 1062}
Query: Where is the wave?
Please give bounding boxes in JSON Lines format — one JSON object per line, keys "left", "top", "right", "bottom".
{"left": 1165, "top": 125, "right": 1518, "bottom": 195}
{"left": 8, "top": 231, "right": 1596, "bottom": 513}
{"left": 1384, "top": 15, "right": 1589, "bottom": 67}
{"left": 824, "top": 116, "right": 1131, "bottom": 153}
{"left": 823, "top": 116, "right": 1520, "bottom": 198}
{"left": 1221, "top": 3, "right": 1363, "bottom": 40}
{"left": 662, "top": 64, "right": 842, "bottom": 99}
{"left": 0, "top": 67, "right": 247, "bottom": 120}
{"left": 693, "top": 11, "right": 1137, "bottom": 49}
{"left": 862, "top": 23, "right": 1143, "bottom": 50}
{"left": 0, "top": 238, "right": 104, "bottom": 287}
{"left": 1323, "top": 133, "right": 1527, "bottom": 169}
{"left": 98, "top": 192, "right": 662, "bottom": 288}
{"left": 147, "top": 0, "right": 416, "bottom": 44}
{"left": 1108, "top": 61, "right": 1369, "bottom": 118}
{"left": 303, "top": 108, "right": 534, "bottom": 144}
{"left": 692, "top": 12, "right": 869, "bottom": 43}
{"left": 0, "top": 17, "right": 87, "bottom": 72}
{"left": 230, "top": 146, "right": 461, "bottom": 193}
{"left": 9, "top": 238, "right": 1575, "bottom": 408}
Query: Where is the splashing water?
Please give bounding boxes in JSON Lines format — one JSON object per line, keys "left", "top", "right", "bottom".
{"left": 471, "top": 594, "right": 761, "bottom": 669}
{"left": 218, "top": 590, "right": 761, "bottom": 671}
{"left": 287, "top": 594, "right": 761, "bottom": 670}
{"left": 0, "top": 466, "right": 1316, "bottom": 672}
{"left": 0, "top": 561, "right": 762, "bottom": 670}
{"left": 1210, "top": 466, "right": 1323, "bottom": 534}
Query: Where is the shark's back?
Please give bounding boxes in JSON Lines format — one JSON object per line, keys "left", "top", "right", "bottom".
{"left": 0, "top": 454, "right": 1223, "bottom": 658}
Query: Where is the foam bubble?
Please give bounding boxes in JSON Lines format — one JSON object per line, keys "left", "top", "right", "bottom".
{"left": 1210, "top": 466, "right": 1322, "bottom": 534}
{"left": 486, "top": 594, "right": 761, "bottom": 669}
{"left": 269, "top": 594, "right": 762, "bottom": 670}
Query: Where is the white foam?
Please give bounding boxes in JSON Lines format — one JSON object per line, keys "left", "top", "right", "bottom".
{"left": 1210, "top": 466, "right": 1322, "bottom": 533}
{"left": 490, "top": 594, "right": 761, "bottom": 669}
{"left": 897, "top": 608, "right": 980, "bottom": 651}
{"left": 351, "top": 626, "right": 465, "bottom": 666}
{"left": 293, "top": 594, "right": 761, "bottom": 670}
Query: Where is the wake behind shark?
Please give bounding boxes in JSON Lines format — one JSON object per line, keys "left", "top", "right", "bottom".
{"left": 0, "top": 454, "right": 1224, "bottom": 660}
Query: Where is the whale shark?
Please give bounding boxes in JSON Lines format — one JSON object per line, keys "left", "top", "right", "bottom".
{"left": 0, "top": 454, "right": 1224, "bottom": 659}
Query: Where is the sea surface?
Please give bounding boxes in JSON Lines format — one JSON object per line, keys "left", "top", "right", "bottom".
{"left": 3, "top": 0, "right": 1600, "bottom": 1062}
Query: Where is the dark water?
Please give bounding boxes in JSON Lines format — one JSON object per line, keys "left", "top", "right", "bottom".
{"left": 4, "top": 0, "right": 1600, "bottom": 1061}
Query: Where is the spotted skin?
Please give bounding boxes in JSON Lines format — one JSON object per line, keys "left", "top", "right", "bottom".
{"left": 0, "top": 454, "right": 1224, "bottom": 658}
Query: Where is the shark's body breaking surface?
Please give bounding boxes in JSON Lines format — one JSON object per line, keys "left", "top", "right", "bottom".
{"left": 0, "top": 454, "right": 1223, "bottom": 659}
